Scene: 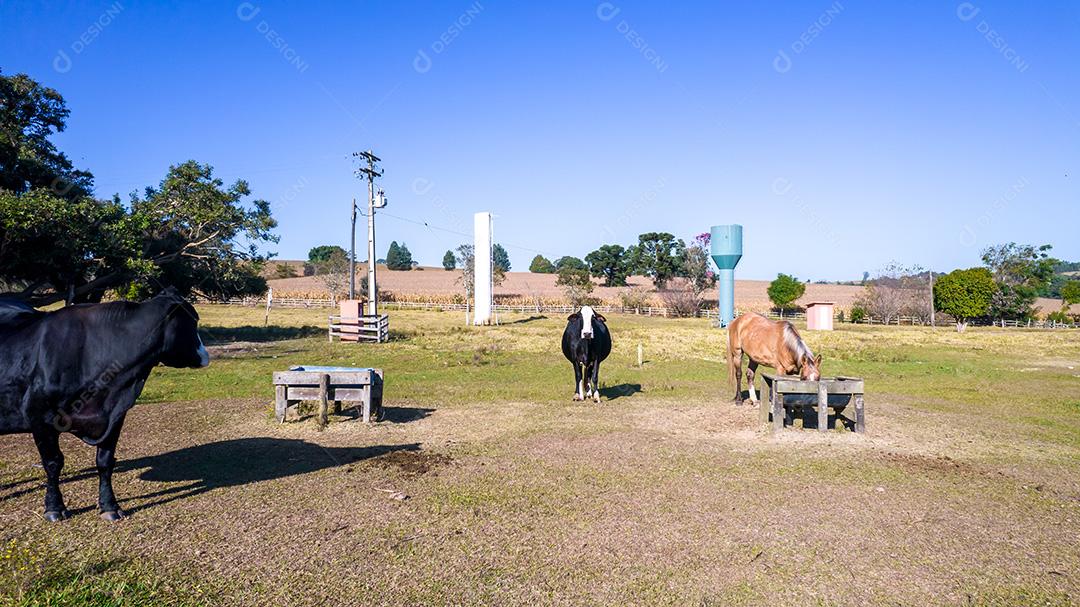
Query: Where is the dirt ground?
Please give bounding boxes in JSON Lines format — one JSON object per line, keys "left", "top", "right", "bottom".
{"left": 1, "top": 308, "right": 1078, "bottom": 606}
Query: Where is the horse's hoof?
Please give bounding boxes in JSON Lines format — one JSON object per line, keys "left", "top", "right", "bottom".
{"left": 99, "top": 509, "right": 127, "bottom": 522}
{"left": 43, "top": 510, "right": 70, "bottom": 522}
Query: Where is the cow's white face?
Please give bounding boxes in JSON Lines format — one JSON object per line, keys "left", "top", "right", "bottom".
{"left": 580, "top": 306, "right": 595, "bottom": 339}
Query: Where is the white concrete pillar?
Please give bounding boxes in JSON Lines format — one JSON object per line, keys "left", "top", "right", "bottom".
{"left": 473, "top": 212, "right": 493, "bottom": 325}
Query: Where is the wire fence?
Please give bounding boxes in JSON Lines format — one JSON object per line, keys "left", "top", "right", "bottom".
{"left": 200, "top": 296, "right": 1080, "bottom": 330}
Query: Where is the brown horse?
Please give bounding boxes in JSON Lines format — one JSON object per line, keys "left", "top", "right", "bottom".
{"left": 727, "top": 313, "right": 822, "bottom": 404}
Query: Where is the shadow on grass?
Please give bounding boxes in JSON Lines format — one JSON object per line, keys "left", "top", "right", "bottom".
{"left": 0, "top": 440, "right": 420, "bottom": 514}
{"left": 600, "top": 383, "right": 644, "bottom": 400}
{"left": 325, "top": 406, "right": 433, "bottom": 424}
{"left": 118, "top": 439, "right": 420, "bottom": 514}
{"left": 505, "top": 315, "right": 547, "bottom": 324}
{"left": 199, "top": 325, "right": 324, "bottom": 344}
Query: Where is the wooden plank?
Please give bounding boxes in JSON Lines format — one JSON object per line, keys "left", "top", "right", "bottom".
{"left": 361, "top": 384, "right": 371, "bottom": 423}
{"left": 758, "top": 377, "right": 770, "bottom": 423}
{"left": 772, "top": 382, "right": 783, "bottom": 433}
{"left": 817, "top": 381, "right": 828, "bottom": 432}
{"left": 771, "top": 378, "right": 864, "bottom": 394}
{"left": 275, "top": 385, "right": 288, "bottom": 423}
{"left": 855, "top": 395, "right": 866, "bottom": 433}
{"left": 317, "top": 374, "right": 329, "bottom": 430}
{"left": 286, "top": 387, "right": 370, "bottom": 401}
{"left": 273, "top": 371, "right": 372, "bottom": 385}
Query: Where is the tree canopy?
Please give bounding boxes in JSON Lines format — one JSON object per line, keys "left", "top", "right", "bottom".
{"left": 554, "top": 256, "right": 587, "bottom": 272}
{"left": 585, "top": 244, "right": 629, "bottom": 287}
{"left": 0, "top": 70, "right": 93, "bottom": 199}
{"left": 767, "top": 273, "right": 805, "bottom": 311}
{"left": 933, "top": 267, "right": 995, "bottom": 332}
{"left": 0, "top": 73, "right": 277, "bottom": 305}
{"left": 529, "top": 254, "right": 555, "bottom": 273}
{"left": 385, "top": 241, "right": 414, "bottom": 270}
{"left": 981, "top": 243, "right": 1056, "bottom": 320}
{"left": 1061, "top": 280, "right": 1080, "bottom": 306}
{"left": 492, "top": 244, "right": 511, "bottom": 272}
{"left": 442, "top": 250, "right": 456, "bottom": 271}
{"left": 308, "top": 245, "right": 346, "bottom": 264}
{"left": 1, "top": 160, "right": 277, "bottom": 305}
{"left": 630, "top": 232, "right": 685, "bottom": 288}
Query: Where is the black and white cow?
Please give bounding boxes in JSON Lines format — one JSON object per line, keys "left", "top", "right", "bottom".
{"left": 561, "top": 306, "right": 612, "bottom": 403}
{"left": 0, "top": 288, "right": 209, "bottom": 521}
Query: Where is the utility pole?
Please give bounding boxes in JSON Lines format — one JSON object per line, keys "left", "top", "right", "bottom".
{"left": 348, "top": 197, "right": 357, "bottom": 300}
{"left": 353, "top": 150, "right": 385, "bottom": 316}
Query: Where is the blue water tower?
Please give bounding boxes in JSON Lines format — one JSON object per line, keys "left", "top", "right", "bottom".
{"left": 710, "top": 225, "right": 743, "bottom": 327}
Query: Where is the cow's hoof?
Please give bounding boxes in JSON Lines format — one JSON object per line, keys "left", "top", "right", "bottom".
{"left": 99, "top": 509, "right": 127, "bottom": 522}
{"left": 43, "top": 509, "right": 70, "bottom": 522}
{"left": 592, "top": 392, "right": 601, "bottom": 403}
{"left": 573, "top": 394, "right": 583, "bottom": 401}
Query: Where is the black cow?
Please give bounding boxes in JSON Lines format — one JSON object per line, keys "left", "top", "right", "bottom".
{"left": 0, "top": 288, "right": 209, "bottom": 521}
{"left": 561, "top": 306, "right": 612, "bottom": 403}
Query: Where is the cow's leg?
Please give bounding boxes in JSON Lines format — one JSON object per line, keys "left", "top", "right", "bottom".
{"left": 746, "top": 360, "right": 759, "bottom": 404}
{"left": 31, "top": 425, "right": 68, "bottom": 521}
{"left": 573, "top": 362, "right": 584, "bottom": 401}
{"left": 590, "top": 361, "right": 601, "bottom": 403}
{"left": 97, "top": 415, "right": 126, "bottom": 521}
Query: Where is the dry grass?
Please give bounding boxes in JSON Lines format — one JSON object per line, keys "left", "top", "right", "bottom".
{"left": 1, "top": 306, "right": 1079, "bottom": 606}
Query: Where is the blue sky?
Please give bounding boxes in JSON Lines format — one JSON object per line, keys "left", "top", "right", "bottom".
{"left": 3, "top": 1, "right": 1077, "bottom": 280}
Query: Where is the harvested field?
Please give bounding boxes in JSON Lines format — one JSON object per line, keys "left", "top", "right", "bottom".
{"left": 268, "top": 264, "right": 865, "bottom": 312}
{"left": 268, "top": 264, "right": 1078, "bottom": 316}
{"left": 2, "top": 306, "right": 1078, "bottom": 606}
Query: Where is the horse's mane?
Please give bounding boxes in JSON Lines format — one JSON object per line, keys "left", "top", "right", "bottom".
{"left": 782, "top": 322, "right": 814, "bottom": 363}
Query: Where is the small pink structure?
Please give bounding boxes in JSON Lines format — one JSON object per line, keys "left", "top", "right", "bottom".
{"left": 338, "top": 300, "right": 363, "bottom": 341}
{"left": 806, "top": 302, "right": 835, "bottom": 331}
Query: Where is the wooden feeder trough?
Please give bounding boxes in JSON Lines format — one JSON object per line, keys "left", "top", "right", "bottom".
{"left": 760, "top": 373, "right": 865, "bottom": 433}
{"left": 273, "top": 366, "right": 384, "bottom": 427}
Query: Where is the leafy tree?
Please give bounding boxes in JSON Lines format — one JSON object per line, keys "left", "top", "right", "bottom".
{"left": 1060, "top": 280, "right": 1080, "bottom": 306}
{"left": 556, "top": 266, "right": 594, "bottom": 307}
{"left": 455, "top": 243, "right": 504, "bottom": 298}
{"left": 683, "top": 233, "right": 717, "bottom": 296}
{"left": 981, "top": 243, "right": 1057, "bottom": 321}
{"left": 529, "top": 254, "right": 555, "bottom": 273}
{"left": 308, "top": 245, "right": 346, "bottom": 264}
{"left": 933, "top": 267, "right": 996, "bottom": 332}
{"left": 274, "top": 263, "right": 298, "bottom": 279}
{"left": 585, "top": 244, "right": 629, "bottom": 287}
{"left": 0, "top": 70, "right": 93, "bottom": 199}
{"left": 492, "top": 243, "right": 511, "bottom": 272}
{"left": 631, "top": 232, "right": 685, "bottom": 288}
{"left": 767, "top": 273, "right": 806, "bottom": 315}
{"left": 316, "top": 248, "right": 350, "bottom": 295}
{"left": 442, "top": 250, "right": 456, "bottom": 271}
{"left": 1, "top": 160, "right": 277, "bottom": 305}
{"left": 554, "top": 256, "right": 587, "bottom": 272}
{"left": 385, "top": 241, "right": 413, "bottom": 270}
{"left": 398, "top": 242, "right": 414, "bottom": 269}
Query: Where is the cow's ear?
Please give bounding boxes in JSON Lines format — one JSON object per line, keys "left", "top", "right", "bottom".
{"left": 158, "top": 286, "right": 179, "bottom": 298}
{"left": 594, "top": 313, "right": 606, "bottom": 323}
{"left": 567, "top": 312, "right": 581, "bottom": 321}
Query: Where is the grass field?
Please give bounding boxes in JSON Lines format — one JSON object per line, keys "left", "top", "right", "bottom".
{"left": 2, "top": 306, "right": 1079, "bottom": 606}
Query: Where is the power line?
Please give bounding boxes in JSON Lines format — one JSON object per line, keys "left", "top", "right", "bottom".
{"left": 377, "top": 210, "right": 557, "bottom": 259}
